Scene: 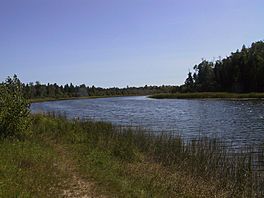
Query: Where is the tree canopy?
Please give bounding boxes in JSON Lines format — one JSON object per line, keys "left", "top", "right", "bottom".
{"left": 21, "top": 82, "right": 177, "bottom": 99}
{"left": 184, "top": 40, "right": 264, "bottom": 92}
{"left": 0, "top": 75, "right": 31, "bottom": 139}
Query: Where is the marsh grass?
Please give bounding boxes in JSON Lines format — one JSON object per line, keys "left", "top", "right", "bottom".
{"left": 28, "top": 113, "right": 264, "bottom": 197}
{"left": 150, "top": 92, "right": 264, "bottom": 99}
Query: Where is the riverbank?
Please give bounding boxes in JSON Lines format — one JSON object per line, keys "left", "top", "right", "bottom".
{"left": 1, "top": 114, "right": 263, "bottom": 197}
{"left": 150, "top": 92, "right": 264, "bottom": 99}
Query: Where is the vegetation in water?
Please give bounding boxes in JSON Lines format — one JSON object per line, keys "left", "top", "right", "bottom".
{"left": 150, "top": 92, "right": 264, "bottom": 99}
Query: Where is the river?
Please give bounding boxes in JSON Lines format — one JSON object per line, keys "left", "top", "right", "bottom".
{"left": 31, "top": 96, "right": 264, "bottom": 147}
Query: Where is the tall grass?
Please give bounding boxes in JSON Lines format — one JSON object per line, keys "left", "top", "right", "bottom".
{"left": 31, "top": 113, "right": 264, "bottom": 197}
{"left": 150, "top": 92, "right": 264, "bottom": 99}
{"left": 0, "top": 139, "right": 63, "bottom": 197}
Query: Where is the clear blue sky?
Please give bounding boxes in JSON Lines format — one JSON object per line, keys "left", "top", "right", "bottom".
{"left": 1, "top": 0, "right": 263, "bottom": 87}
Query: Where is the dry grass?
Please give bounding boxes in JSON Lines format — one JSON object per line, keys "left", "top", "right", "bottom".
{"left": 150, "top": 92, "right": 264, "bottom": 99}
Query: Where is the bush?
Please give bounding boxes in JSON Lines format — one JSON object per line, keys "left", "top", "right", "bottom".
{"left": 0, "top": 75, "right": 31, "bottom": 139}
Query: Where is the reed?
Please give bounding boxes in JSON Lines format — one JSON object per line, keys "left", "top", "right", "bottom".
{"left": 29, "top": 113, "right": 264, "bottom": 197}
{"left": 150, "top": 92, "right": 264, "bottom": 99}
{"left": 1, "top": 113, "right": 263, "bottom": 197}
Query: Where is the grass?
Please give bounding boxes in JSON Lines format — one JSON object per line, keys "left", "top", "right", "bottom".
{"left": 1, "top": 114, "right": 264, "bottom": 197}
{"left": 150, "top": 92, "right": 264, "bottom": 99}
{"left": 0, "top": 139, "right": 63, "bottom": 197}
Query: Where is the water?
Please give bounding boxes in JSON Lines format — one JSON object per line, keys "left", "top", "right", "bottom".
{"left": 31, "top": 96, "right": 264, "bottom": 146}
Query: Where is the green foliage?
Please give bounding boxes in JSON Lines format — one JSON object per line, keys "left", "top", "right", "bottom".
{"left": 0, "top": 75, "right": 31, "bottom": 139}
{"left": 111, "top": 132, "right": 138, "bottom": 162}
{"left": 0, "top": 140, "right": 61, "bottom": 197}
{"left": 22, "top": 81, "right": 176, "bottom": 100}
{"left": 184, "top": 40, "right": 264, "bottom": 92}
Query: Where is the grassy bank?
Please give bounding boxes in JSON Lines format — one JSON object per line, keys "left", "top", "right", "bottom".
{"left": 150, "top": 92, "right": 264, "bottom": 99}
{"left": 1, "top": 114, "right": 264, "bottom": 197}
{"left": 0, "top": 140, "right": 63, "bottom": 197}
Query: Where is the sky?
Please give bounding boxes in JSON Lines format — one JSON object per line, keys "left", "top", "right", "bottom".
{"left": 0, "top": 0, "right": 264, "bottom": 87}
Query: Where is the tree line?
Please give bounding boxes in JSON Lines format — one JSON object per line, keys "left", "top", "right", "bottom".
{"left": 21, "top": 81, "right": 176, "bottom": 99}
{"left": 183, "top": 40, "right": 264, "bottom": 92}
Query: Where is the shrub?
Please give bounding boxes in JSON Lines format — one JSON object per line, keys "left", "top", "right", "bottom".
{"left": 0, "top": 75, "right": 31, "bottom": 139}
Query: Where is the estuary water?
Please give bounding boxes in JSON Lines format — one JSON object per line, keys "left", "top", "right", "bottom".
{"left": 31, "top": 96, "right": 264, "bottom": 146}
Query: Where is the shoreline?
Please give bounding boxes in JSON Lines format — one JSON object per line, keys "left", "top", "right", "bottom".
{"left": 149, "top": 92, "right": 264, "bottom": 100}
{"left": 29, "top": 94, "right": 147, "bottom": 103}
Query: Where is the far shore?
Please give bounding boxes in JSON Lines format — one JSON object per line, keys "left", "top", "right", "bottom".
{"left": 149, "top": 92, "right": 264, "bottom": 100}
{"left": 29, "top": 94, "right": 148, "bottom": 103}
{"left": 29, "top": 95, "right": 118, "bottom": 103}
{"left": 29, "top": 92, "right": 264, "bottom": 103}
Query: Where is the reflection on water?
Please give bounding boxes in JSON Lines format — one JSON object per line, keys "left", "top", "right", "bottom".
{"left": 31, "top": 96, "right": 264, "bottom": 146}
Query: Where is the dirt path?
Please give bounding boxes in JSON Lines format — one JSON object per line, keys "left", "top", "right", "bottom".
{"left": 52, "top": 143, "right": 107, "bottom": 198}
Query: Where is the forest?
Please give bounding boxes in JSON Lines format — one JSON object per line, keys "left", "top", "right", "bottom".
{"left": 21, "top": 82, "right": 175, "bottom": 99}
{"left": 183, "top": 41, "right": 264, "bottom": 92}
